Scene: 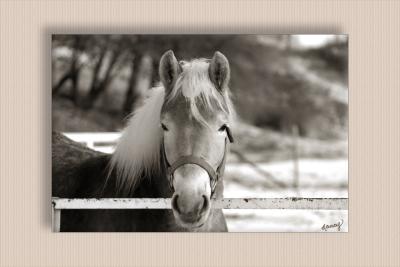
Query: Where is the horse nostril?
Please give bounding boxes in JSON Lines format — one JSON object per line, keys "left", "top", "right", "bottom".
{"left": 172, "top": 194, "right": 181, "bottom": 214}
{"left": 200, "top": 195, "right": 210, "bottom": 215}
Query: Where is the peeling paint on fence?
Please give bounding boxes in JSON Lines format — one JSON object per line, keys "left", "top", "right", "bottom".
{"left": 51, "top": 197, "right": 348, "bottom": 232}
{"left": 52, "top": 197, "right": 348, "bottom": 210}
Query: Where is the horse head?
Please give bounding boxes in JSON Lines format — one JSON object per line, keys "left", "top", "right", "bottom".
{"left": 159, "top": 50, "right": 234, "bottom": 229}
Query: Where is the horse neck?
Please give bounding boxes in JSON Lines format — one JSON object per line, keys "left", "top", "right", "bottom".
{"left": 137, "top": 169, "right": 172, "bottom": 198}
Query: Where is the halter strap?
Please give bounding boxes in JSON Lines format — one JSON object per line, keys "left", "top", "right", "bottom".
{"left": 167, "top": 156, "right": 218, "bottom": 181}
{"left": 163, "top": 134, "right": 231, "bottom": 197}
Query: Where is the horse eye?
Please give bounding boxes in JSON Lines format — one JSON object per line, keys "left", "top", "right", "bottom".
{"left": 218, "top": 124, "right": 227, "bottom": 132}
{"left": 161, "top": 123, "right": 169, "bottom": 131}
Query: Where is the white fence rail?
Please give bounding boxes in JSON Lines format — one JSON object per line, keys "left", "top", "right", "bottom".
{"left": 51, "top": 197, "right": 348, "bottom": 232}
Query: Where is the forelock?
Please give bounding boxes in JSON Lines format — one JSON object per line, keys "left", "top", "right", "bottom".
{"left": 164, "top": 59, "right": 234, "bottom": 127}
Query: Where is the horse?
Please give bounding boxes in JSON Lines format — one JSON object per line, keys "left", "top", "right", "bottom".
{"left": 52, "top": 50, "right": 236, "bottom": 232}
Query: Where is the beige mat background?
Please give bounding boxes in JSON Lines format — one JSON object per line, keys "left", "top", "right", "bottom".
{"left": 0, "top": 0, "right": 399, "bottom": 266}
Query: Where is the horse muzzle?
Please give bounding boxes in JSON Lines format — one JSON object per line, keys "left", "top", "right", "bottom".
{"left": 162, "top": 134, "right": 233, "bottom": 229}
{"left": 169, "top": 166, "right": 212, "bottom": 228}
{"left": 171, "top": 193, "right": 210, "bottom": 226}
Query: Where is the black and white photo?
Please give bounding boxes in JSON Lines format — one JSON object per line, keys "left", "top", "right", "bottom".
{"left": 51, "top": 34, "right": 348, "bottom": 232}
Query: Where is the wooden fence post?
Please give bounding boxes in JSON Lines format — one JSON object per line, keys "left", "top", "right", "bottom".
{"left": 52, "top": 201, "right": 61, "bottom": 232}
{"left": 292, "top": 124, "right": 300, "bottom": 188}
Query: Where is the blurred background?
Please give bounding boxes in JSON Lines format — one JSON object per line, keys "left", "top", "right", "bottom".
{"left": 52, "top": 34, "right": 348, "bottom": 232}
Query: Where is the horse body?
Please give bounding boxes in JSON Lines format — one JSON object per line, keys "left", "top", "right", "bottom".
{"left": 53, "top": 50, "right": 233, "bottom": 232}
{"left": 53, "top": 136, "right": 227, "bottom": 231}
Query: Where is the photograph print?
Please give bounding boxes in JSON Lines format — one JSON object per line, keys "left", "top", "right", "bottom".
{"left": 52, "top": 34, "right": 348, "bottom": 232}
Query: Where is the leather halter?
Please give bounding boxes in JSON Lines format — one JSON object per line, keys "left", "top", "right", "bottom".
{"left": 162, "top": 127, "right": 234, "bottom": 197}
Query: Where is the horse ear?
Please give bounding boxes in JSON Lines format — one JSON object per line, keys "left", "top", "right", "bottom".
{"left": 209, "top": 51, "right": 230, "bottom": 92}
{"left": 159, "top": 50, "right": 181, "bottom": 94}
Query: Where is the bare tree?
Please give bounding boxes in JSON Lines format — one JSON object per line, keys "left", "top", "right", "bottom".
{"left": 52, "top": 35, "right": 85, "bottom": 104}
{"left": 81, "top": 36, "right": 127, "bottom": 109}
{"left": 122, "top": 55, "right": 141, "bottom": 115}
{"left": 123, "top": 54, "right": 153, "bottom": 115}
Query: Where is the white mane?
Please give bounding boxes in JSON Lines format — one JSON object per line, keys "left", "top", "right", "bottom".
{"left": 109, "top": 86, "right": 165, "bottom": 193}
{"left": 109, "top": 59, "right": 234, "bottom": 194}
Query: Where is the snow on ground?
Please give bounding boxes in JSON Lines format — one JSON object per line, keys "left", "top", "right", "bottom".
{"left": 224, "top": 210, "right": 348, "bottom": 232}
{"left": 224, "top": 159, "right": 348, "bottom": 196}
{"left": 223, "top": 159, "right": 348, "bottom": 232}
